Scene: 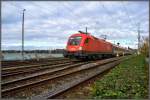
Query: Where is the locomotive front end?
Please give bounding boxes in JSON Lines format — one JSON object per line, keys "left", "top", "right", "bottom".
{"left": 64, "top": 34, "right": 85, "bottom": 59}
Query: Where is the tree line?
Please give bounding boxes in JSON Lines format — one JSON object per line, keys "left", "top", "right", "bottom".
{"left": 2, "top": 49, "right": 65, "bottom": 54}
{"left": 140, "top": 37, "right": 149, "bottom": 57}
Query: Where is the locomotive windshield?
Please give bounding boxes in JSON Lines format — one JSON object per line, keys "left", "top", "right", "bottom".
{"left": 68, "top": 36, "right": 82, "bottom": 45}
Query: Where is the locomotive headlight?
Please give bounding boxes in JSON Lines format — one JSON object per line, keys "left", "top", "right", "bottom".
{"left": 79, "top": 46, "right": 82, "bottom": 50}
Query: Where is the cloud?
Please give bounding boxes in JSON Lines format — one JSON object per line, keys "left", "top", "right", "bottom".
{"left": 2, "top": 1, "right": 149, "bottom": 50}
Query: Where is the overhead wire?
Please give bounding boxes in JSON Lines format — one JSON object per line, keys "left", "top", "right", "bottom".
{"left": 119, "top": 2, "right": 147, "bottom": 34}
{"left": 102, "top": 3, "right": 124, "bottom": 31}
{"left": 100, "top": 3, "right": 123, "bottom": 41}
{"left": 121, "top": 2, "right": 138, "bottom": 30}
{"left": 63, "top": 2, "right": 105, "bottom": 33}
{"left": 62, "top": 3, "right": 88, "bottom": 31}
{"left": 121, "top": 2, "right": 141, "bottom": 47}
{"left": 100, "top": 2, "right": 138, "bottom": 47}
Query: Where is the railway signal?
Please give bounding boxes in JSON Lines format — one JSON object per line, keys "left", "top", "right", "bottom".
{"left": 117, "top": 42, "right": 120, "bottom": 46}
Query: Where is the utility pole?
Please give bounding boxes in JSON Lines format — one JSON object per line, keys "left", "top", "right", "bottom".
{"left": 137, "top": 23, "right": 140, "bottom": 55}
{"left": 22, "top": 9, "right": 26, "bottom": 60}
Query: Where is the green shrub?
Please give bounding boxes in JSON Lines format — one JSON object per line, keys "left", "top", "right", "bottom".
{"left": 92, "top": 55, "right": 148, "bottom": 99}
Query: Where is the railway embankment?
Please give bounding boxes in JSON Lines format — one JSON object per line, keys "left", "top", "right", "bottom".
{"left": 57, "top": 55, "right": 148, "bottom": 99}
{"left": 91, "top": 54, "right": 148, "bottom": 99}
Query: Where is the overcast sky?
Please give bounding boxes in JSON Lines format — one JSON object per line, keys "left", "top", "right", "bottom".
{"left": 2, "top": 1, "right": 149, "bottom": 50}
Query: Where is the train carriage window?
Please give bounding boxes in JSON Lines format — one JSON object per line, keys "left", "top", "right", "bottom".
{"left": 84, "top": 38, "right": 89, "bottom": 44}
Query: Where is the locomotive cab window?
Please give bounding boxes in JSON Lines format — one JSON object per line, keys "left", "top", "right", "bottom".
{"left": 84, "top": 38, "right": 89, "bottom": 44}
{"left": 68, "top": 36, "right": 82, "bottom": 45}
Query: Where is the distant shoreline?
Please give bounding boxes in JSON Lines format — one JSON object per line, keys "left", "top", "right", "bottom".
{"left": 1, "top": 52, "right": 64, "bottom": 61}
{"left": 2, "top": 49, "right": 65, "bottom": 54}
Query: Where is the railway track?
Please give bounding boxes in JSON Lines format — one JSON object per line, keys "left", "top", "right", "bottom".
{"left": 2, "top": 61, "right": 90, "bottom": 97}
{"left": 2, "top": 59, "right": 73, "bottom": 77}
{"left": 2, "top": 57, "right": 68, "bottom": 67}
{"left": 1, "top": 56, "right": 130, "bottom": 99}
{"left": 2, "top": 61, "right": 85, "bottom": 85}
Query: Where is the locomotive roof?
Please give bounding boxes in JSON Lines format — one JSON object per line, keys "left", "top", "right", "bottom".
{"left": 70, "top": 32, "right": 127, "bottom": 50}
{"left": 70, "top": 33, "right": 111, "bottom": 44}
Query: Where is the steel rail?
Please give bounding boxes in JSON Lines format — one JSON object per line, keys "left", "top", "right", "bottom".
{"left": 2, "top": 58, "right": 69, "bottom": 68}
{"left": 2, "top": 57, "right": 125, "bottom": 96}
{"left": 2, "top": 59, "right": 72, "bottom": 74}
{"left": 34, "top": 56, "right": 129, "bottom": 99}
{"left": 1, "top": 62, "right": 90, "bottom": 94}
{"left": 2, "top": 61, "right": 73, "bottom": 77}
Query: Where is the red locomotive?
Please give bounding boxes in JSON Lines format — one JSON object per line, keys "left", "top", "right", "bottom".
{"left": 64, "top": 31, "right": 131, "bottom": 59}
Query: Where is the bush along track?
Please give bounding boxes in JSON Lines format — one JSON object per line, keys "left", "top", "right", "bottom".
{"left": 92, "top": 54, "right": 148, "bottom": 99}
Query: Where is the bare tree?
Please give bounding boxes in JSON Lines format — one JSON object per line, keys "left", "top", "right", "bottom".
{"left": 140, "top": 37, "right": 149, "bottom": 57}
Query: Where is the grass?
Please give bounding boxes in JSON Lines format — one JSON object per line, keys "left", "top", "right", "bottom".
{"left": 91, "top": 54, "right": 149, "bottom": 99}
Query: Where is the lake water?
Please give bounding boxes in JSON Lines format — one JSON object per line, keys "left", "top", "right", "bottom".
{"left": 2, "top": 53, "right": 63, "bottom": 61}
